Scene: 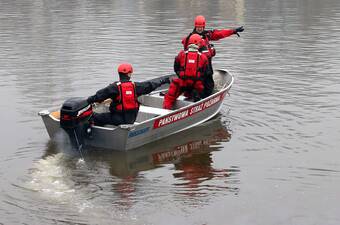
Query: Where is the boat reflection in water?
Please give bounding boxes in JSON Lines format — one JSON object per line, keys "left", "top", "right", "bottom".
{"left": 41, "top": 117, "right": 239, "bottom": 208}
{"left": 86, "top": 117, "right": 239, "bottom": 200}
{"left": 86, "top": 117, "right": 232, "bottom": 177}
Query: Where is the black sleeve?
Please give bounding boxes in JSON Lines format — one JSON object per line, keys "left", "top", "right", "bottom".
{"left": 202, "top": 59, "right": 212, "bottom": 79}
{"left": 87, "top": 83, "right": 118, "bottom": 104}
{"left": 206, "top": 61, "right": 213, "bottom": 76}
{"left": 174, "top": 55, "right": 181, "bottom": 76}
{"left": 135, "top": 79, "right": 163, "bottom": 96}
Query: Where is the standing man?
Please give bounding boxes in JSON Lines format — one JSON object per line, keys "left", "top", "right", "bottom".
{"left": 182, "top": 15, "right": 244, "bottom": 97}
{"left": 87, "top": 63, "right": 170, "bottom": 126}
{"left": 163, "top": 34, "right": 211, "bottom": 110}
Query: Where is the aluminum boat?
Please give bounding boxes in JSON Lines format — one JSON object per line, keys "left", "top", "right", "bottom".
{"left": 38, "top": 69, "right": 234, "bottom": 151}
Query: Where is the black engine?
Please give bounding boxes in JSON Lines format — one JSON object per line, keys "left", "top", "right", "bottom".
{"left": 60, "top": 97, "right": 93, "bottom": 149}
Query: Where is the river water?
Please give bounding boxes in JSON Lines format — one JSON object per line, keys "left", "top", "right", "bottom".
{"left": 1, "top": 0, "right": 340, "bottom": 224}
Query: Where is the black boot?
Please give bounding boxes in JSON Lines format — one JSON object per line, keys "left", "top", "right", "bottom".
{"left": 192, "top": 90, "right": 201, "bottom": 102}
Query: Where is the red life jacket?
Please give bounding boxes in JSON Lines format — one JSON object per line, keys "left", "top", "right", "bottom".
{"left": 178, "top": 51, "right": 204, "bottom": 80}
{"left": 113, "top": 81, "right": 139, "bottom": 111}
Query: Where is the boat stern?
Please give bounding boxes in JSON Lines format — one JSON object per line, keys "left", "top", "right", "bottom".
{"left": 38, "top": 109, "right": 61, "bottom": 139}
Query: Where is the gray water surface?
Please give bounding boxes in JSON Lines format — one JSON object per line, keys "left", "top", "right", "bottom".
{"left": 1, "top": 0, "right": 340, "bottom": 224}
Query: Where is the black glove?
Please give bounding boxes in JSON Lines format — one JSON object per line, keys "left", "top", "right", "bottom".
{"left": 234, "top": 26, "right": 244, "bottom": 37}
{"left": 160, "top": 77, "right": 170, "bottom": 85}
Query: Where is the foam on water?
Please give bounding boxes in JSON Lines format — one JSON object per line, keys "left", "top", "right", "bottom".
{"left": 27, "top": 153, "right": 76, "bottom": 198}
{"left": 26, "top": 153, "right": 95, "bottom": 215}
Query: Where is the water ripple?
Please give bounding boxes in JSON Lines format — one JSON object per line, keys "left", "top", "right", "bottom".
{"left": 1, "top": 0, "right": 340, "bottom": 224}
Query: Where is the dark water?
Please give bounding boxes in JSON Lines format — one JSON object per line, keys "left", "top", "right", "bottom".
{"left": 1, "top": 0, "right": 340, "bottom": 224}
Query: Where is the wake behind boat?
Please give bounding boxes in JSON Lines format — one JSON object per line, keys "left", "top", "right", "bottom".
{"left": 38, "top": 69, "right": 234, "bottom": 151}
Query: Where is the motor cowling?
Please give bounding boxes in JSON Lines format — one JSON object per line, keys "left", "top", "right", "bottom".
{"left": 60, "top": 97, "right": 93, "bottom": 148}
{"left": 60, "top": 97, "right": 92, "bottom": 129}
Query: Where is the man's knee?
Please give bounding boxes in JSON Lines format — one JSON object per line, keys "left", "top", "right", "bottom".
{"left": 167, "top": 81, "right": 182, "bottom": 97}
{"left": 92, "top": 113, "right": 111, "bottom": 126}
{"left": 195, "top": 81, "right": 204, "bottom": 93}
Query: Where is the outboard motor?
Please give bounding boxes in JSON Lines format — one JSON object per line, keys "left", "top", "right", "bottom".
{"left": 60, "top": 97, "right": 93, "bottom": 149}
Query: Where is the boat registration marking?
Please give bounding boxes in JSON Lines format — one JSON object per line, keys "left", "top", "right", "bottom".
{"left": 128, "top": 127, "right": 150, "bottom": 138}
{"left": 153, "top": 91, "right": 225, "bottom": 129}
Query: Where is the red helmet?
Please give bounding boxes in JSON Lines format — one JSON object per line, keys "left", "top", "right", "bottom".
{"left": 194, "top": 15, "right": 206, "bottom": 28}
{"left": 188, "top": 34, "right": 202, "bottom": 46}
{"left": 118, "top": 63, "right": 133, "bottom": 74}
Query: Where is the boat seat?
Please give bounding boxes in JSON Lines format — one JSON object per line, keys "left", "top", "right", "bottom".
{"left": 139, "top": 105, "right": 173, "bottom": 115}
{"left": 144, "top": 93, "right": 193, "bottom": 109}
{"left": 149, "top": 92, "right": 191, "bottom": 101}
{"left": 50, "top": 111, "right": 60, "bottom": 119}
